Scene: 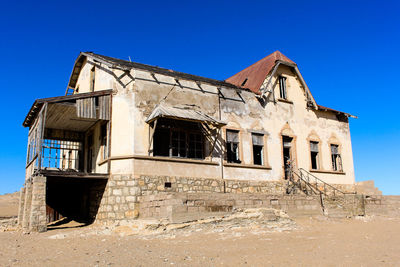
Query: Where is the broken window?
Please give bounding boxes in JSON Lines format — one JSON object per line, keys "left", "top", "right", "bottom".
{"left": 279, "top": 76, "right": 287, "bottom": 99}
{"left": 331, "top": 144, "right": 342, "bottom": 171}
{"left": 226, "top": 130, "right": 240, "bottom": 163}
{"left": 153, "top": 119, "right": 204, "bottom": 159}
{"left": 310, "top": 141, "right": 319, "bottom": 170}
{"left": 252, "top": 133, "right": 264, "bottom": 165}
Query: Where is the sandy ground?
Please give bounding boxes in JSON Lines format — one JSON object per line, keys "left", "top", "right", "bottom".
{"left": 0, "top": 192, "right": 19, "bottom": 218}
{"left": 1, "top": 193, "right": 399, "bottom": 266}
{"left": 0, "top": 215, "right": 399, "bottom": 267}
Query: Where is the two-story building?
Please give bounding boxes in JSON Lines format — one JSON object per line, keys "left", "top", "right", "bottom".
{"left": 19, "top": 50, "right": 356, "bottom": 232}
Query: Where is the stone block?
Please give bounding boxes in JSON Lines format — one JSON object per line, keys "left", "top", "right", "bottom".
{"left": 113, "top": 189, "right": 122, "bottom": 196}
{"left": 126, "top": 196, "right": 137, "bottom": 202}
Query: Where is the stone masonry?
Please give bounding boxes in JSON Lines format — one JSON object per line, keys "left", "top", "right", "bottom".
{"left": 95, "top": 174, "right": 362, "bottom": 225}
{"left": 19, "top": 175, "right": 47, "bottom": 232}
{"left": 136, "top": 175, "right": 287, "bottom": 195}
{"left": 29, "top": 176, "right": 47, "bottom": 232}
{"left": 96, "top": 175, "right": 141, "bottom": 225}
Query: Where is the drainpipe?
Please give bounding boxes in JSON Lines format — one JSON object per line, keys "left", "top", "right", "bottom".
{"left": 218, "top": 92, "right": 225, "bottom": 192}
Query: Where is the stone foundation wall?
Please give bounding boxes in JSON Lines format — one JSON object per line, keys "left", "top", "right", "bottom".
{"left": 323, "top": 194, "right": 365, "bottom": 218}
{"left": 17, "top": 187, "right": 25, "bottom": 226}
{"left": 87, "top": 180, "right": 108, "bottom": 222}
{"left": 19, "top": 175, "right": 47, "bottom": 232}
{"left": 96, "top": 174, "right": 286, "bottom": 224}
{"left": 138, "top": 192, "right": 322, "bottom": 222}
{"left": 96, "top": 175, "right": 140, "bottom": 224}
{"left": 21, "top": 181, "right": 32, "bottom": 230}
{"left": 137, "top": 175, "right": 286, "bottom": 195}
{"left": 364, "top": 195, "right": 400, "bottom": 217}
{"left": 29, "top": 176, "right": 47, "bottom": 232}
{"left": 95, "top": 174, "right": 363, "bottom": 225}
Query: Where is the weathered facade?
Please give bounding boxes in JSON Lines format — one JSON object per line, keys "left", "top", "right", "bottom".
{"left": 19, "top": 51, "right": 357, "bottom": 231}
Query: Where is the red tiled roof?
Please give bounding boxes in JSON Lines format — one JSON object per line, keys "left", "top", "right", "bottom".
{"left": 225, "top": 51, "right": 295, "bottom": 94}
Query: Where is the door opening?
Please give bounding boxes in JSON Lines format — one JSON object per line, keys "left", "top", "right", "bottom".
{"left": 282, "top": 136, "right": 293, "bottom": 180}
{"left": 87, "top": 134, "right": 94, "bottom": 173}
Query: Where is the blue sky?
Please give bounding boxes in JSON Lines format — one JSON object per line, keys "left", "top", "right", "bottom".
{"left": 0, "top": 0, "right": 399, "bottom": 194}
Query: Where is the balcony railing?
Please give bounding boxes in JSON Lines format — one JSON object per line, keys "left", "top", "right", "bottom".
{"left": 41, "top": 139, "right": 82, "bottom": 171}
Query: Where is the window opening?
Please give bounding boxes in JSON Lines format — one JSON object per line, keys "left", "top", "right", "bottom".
{"left": 41, "top": 139, "right": 82, "bottom": 170}
{"left": 331, "top": 144, "right": 342, "bottom": 171}
{"left": 282, "top": 136, "right": 292, "bottom": 179}
{"left": 310, "top": 141, "right": 319, "bottom": 170}
{"left": 101, "top": 124, "right": 108, "bottom": 160}
{"left": 279, "top": 76, "right": 287, "bottom": 99}
{"left": 226, "top": 130, "right": 240, "bottom": 163}
{"left": 252, "top": 133, "right": 264, "bottom": 165}
{"left": 153, "top": 119, "right": 204, "bottom": 160}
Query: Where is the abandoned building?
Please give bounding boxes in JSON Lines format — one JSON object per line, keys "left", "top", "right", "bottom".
{"left": 19, "top": 50, "right": 360, "bottom": 232}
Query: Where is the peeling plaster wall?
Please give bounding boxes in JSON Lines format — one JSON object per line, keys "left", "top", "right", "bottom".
{"left": 74, "top": 59, "right": 114, "bottom": 93}
{"left": 87, "top": 61, "right": 355, "bottom": 186}
{"left": 218, "top": 65, "right": 355, "bottom": 184}
{"left": 84, "top": 121, "right": 108, "bottom": 174}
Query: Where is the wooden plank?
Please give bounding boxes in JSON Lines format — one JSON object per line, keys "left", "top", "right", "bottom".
{"left": 99, "top": 95, "right": 110, "bottom": 120}
{"left": 76, "top": 97, "right": 96, "bottom": 119}
{"left": 41, "top": 170, "right": 109, "bottom": 179}
{"left": 37, "top": 103, "right": 48, "bottom": 169}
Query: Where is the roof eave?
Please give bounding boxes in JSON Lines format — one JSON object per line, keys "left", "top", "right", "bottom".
{"left": 22, "top": 90, "right": 113, "bottom": 128}
{"left": 317, "top": 105, "right": 357, "bottom": 119}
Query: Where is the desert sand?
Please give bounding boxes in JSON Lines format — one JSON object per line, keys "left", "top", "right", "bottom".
{"left": 1, "top": 192, "right": 399, "bottom": 267}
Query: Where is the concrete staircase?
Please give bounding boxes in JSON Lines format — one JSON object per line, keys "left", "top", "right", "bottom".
{"left": 288, "top": 168, "right": 365, "bottom": 218}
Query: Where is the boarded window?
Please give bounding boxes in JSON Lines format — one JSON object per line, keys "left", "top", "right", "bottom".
{"left": 279, "top": 76, "right": 287, "bottom": 99}
{"left": 252, "top": 133, "right": 264, "bottom": 165}
{"left": 226, "top": 130, "right": 240, "bottom": 163}
{"left": 153, "top": 119, "right": 204, "bottom": 159}
{"left": 310, "top": 141, "right": 319, "bottom": 170}
{"left": 331, "top": 144, "right": 342, "bottom": 171}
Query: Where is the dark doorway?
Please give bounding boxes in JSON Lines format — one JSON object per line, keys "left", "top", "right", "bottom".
{"left": 46, "top": 177, "right": 107, "bottom": 225}
{"left": 87, "top": 134, "right": 94, "bottom": 173}
{"left": 282, "top": 136, "right": 293, "bottom": 180}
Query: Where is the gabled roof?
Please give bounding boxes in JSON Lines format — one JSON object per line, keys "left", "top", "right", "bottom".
{"left": 226, "top": 51, "right": 295, "bottom": 94}
{"left": 64, "top": 51, "right": 355, "bottom": 118}
{"left": 67, "top": 52, "right": 249, "bottom": 92}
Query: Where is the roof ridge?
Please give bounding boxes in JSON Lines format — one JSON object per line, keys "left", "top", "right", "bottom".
{"left": 225, "top": 51, "right": 295, "bottom": 93}
{"left": 83, "top": 52, "right": 249, "bottom": 91}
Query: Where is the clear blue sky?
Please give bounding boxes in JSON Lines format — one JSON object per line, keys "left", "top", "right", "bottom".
{"left": 0, "top": 0, "right": 399, "bottom": 195}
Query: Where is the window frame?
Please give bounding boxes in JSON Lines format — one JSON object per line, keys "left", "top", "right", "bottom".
{"left": 279, "top": 76, "right": 287, "bottom": 100}
{"left": 153, "top": 119, "right": 205, "bottom": 160}
{"left": 251, "top": 133, "right": 264, "bottom": 166}
{"left": 226, "top": 129, "right": 241, "bottom": 163}
{"left": 100, "top": 123, "right": 108, "bottom": 160}
{"left": 309, "top": 141, "right": 320, "bottom": 170}
{"left": 330, "top": 144, "right": 343, "bottom": 172}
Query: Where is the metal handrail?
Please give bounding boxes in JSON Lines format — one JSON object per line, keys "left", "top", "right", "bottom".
{"left": 291, "top": 170, "right": 320, "bottom": 195}
{"left": 298, "top": 168, "right": 356, "bottom": 196}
